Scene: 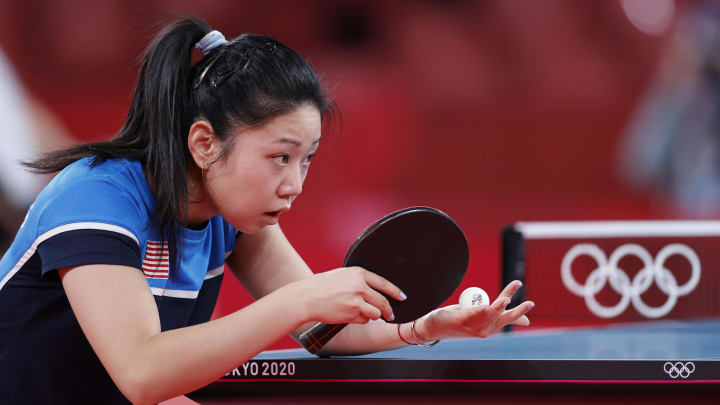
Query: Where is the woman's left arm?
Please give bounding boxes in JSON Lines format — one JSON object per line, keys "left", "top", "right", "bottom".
{"left": 314, "top": 280, "right": 535, "bottom": 356}
{"left": 225, "top": 224, "right": 534, "bottom": 356}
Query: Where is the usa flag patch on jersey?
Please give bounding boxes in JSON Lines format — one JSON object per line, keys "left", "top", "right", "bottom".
{"left": 142, "top": 240, "right": 169, "bottom": 279}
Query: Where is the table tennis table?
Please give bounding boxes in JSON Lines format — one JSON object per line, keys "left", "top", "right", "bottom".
{"left": 192, "top": 220, "right": 720, "bottom": 402}
{"left": 192, "top": 319, "right": 719, "bottom": 401}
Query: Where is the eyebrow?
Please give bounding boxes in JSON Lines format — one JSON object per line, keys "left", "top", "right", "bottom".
{"left": 276, "top": 137, "right": 322, "bottom": 147}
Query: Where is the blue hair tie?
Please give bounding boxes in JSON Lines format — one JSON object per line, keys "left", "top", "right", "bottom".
{"left": 195, "top": 30, "right": 228, "bottom": 56}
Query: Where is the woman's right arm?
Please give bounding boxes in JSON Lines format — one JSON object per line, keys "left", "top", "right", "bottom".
{"left": 60, "top": 259, "right": 399, "bottom": 404}
{"left": 59, "top": 264, "right": 308, "bottom": 405}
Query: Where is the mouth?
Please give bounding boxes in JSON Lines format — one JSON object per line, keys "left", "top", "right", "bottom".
{"left": 264, "top": 207, "right": 290, "bottom": 219}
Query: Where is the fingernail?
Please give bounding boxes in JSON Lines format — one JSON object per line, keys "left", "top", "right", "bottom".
{"left": 389, "top": 313, "right": 395, "bottom": 321}
{"left": 399, "top": 292, "right": 407, "bottom": 301}
{"left": 513, "top": 282, "right": 522, "bottom": 290}
{"left": 527, "top": 303, "right": 535, "bottom": 311}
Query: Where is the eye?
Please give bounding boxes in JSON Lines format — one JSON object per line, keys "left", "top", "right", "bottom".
{"left": 272, "top": 153, "right": 290, "bottom": 165}
{"left": 304, "top": 153, "right": 316, "bottom": 165}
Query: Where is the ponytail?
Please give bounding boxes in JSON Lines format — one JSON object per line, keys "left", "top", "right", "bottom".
{"left": 126, "top": 18, "right": 211, "bottom": 269}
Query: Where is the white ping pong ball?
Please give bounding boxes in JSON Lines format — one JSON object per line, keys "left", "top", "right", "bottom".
{"left": 459, "top": 287, "right": 490, "bottom": 308}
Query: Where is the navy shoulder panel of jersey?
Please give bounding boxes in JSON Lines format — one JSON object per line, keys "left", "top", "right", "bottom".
{"left": 0, "top": 157, "right": 151, "bottom": 279}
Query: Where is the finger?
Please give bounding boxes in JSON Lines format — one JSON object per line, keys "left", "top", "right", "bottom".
{"left": 491, "top": 296, "right": 511, "bottom": 312}
{"left": 349, "top": 315, "right": 371, "bottom": 324}
{"left": 496, "top": 301, "right": 534, "bottom": 326}
{"left": 496, "top": 280, "right": 522, "bottom": 302}
{"left": 358, "top": 301, "right": 383, "bottom": 322}
{"left": 361, "top": 286, "right": 395, "bottom": 322}
{"left": 477, "top": 297, "right": 510, "bottom": 329}
{"left": 511, "top": 315, "right": 530, "bottom": 326}
{"left": 361, "top": 268, "right": 407, "bottom": 302}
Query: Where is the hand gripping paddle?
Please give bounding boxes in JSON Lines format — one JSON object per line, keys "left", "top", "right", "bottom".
{"left": 298, "top": 207, "right": 469, "bottom": 354}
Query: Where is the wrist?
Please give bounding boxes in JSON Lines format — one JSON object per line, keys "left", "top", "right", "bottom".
{"left": 410, "top": 318, "right": 440, "bottom": 348}
{"left": 273, "top": 281, "right": 312, "bottom": 329}
{"left": 415, "top": 313, "right": 437, "bottom": 341}
{"left": 397, "top": 323, "right": 414, "bottom": 345}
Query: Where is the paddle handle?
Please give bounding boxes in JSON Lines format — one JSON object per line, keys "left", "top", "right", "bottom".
{"left": 298, "top": 322, "right": 347, "bottom": 354}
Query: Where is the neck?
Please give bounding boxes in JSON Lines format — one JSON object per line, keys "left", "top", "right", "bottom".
{"left": 185, "top": 164, "right": 217, "bottom": 227}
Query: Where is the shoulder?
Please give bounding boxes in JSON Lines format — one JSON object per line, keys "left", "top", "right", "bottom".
{"left": 2, "top": 158, "right": 152, "bottom": 276}
{"left": 30, "top": 157, "right": 153, "bottom": 239}
{"left": 50, "top": 157, "right": 149, "bottom": 198}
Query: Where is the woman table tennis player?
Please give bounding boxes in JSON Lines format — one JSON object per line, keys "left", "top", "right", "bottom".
{"left": 0, "top": 18, "right": 534, "bottom": 404}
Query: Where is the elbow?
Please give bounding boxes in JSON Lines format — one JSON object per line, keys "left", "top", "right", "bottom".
{"left": 113, "top": 366, "right": 161, "bottom": 405}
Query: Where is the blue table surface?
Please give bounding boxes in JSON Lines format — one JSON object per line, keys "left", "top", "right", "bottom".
{"left": 255, "top": 319, "right": 720, "bottom": 361}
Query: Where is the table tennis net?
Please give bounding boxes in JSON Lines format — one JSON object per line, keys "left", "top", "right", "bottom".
{"left": 502, "top": 221, "right": 720, "bottom": 325}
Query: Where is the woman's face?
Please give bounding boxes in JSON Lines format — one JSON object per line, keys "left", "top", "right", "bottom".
{"left": 204, "top": 104, "right": 321, "bottom": 233}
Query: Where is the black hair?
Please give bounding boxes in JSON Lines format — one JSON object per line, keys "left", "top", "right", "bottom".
{"left": 24, "top": 17, "right": 336, "bottom": 271}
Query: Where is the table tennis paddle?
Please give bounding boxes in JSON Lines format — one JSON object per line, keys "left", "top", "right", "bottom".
{"left": 298, "top": 206, "right": 469, "bottom": 354}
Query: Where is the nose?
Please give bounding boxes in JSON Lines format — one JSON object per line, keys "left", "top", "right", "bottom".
{"left": 278, "top": 167, "right": 303, "bottom": 200}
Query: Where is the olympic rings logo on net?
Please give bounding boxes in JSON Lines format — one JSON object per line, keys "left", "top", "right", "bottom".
{"left": 561, "top": 243, "right": 701, "bottom": 319}
{"left": 663, "top": 362, "right": 695, "bottom": 379}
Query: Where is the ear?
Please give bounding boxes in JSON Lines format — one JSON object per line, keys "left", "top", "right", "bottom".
{"left": 187, "top": 120, "right": 219, "bottom": 169}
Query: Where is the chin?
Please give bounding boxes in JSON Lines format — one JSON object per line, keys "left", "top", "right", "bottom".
{"left": 221, "top": 216, "right": 258, "bottom": 234}
{"left": 236, "top": 219, "right": 275, "bottom": 234}
{"left": 223, "top": 211, "right": 278, "bottom": 234}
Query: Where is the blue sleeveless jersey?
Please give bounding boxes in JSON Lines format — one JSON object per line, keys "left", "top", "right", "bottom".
{"left": 0, "top": 157, "right": 237, "bottom": 404}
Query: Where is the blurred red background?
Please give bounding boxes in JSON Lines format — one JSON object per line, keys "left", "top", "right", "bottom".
{"left": 0, "top": 0, "right": 697, "bottom": 349}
